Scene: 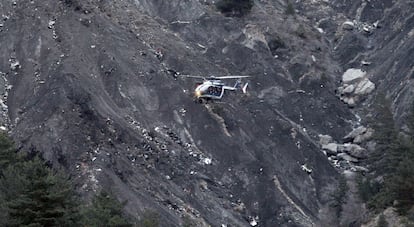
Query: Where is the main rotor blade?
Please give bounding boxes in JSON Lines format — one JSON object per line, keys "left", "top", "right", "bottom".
{"left": 179, "top": 75, "right": 206, "bottom": 79}
{"left": 210, "top": 76, "right": 251, "bottom": 79}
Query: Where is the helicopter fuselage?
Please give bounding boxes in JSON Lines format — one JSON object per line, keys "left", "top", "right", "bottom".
{"left": 194, "top": 80, "right": 233, "bottom": 100}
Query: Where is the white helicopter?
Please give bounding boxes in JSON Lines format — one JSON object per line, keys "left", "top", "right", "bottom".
{"left": 181, "top": 75, "right": 250, "bottom": 102}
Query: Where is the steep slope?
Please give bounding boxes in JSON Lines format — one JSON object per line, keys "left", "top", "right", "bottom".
{"left": 0, "top": 0, "right": 370, "bottom": 226}
{"left": 300, "top": 0, "right": 414, "bottom": 124}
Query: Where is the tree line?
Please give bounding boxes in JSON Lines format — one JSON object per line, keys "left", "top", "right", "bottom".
{"left": 0, "top": 133, "right": 142, "bottom": 226}
{"left": 358, "top": 93, "right": 414, "bottom": 220}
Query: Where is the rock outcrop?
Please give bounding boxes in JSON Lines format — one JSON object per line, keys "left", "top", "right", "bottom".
{"left": 337, "top": 68, "right": 375, "bottom": 107}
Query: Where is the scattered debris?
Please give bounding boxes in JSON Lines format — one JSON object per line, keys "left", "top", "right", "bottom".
{"left": 301, "top": 164, "right": 312, "bottom": 174}
{"left": 342, "top": 21, "right": 355, "bottom": 30}
{"left": 249, "top": 216, "right": 258, "bottom": 226}
{"left": 48, "top": 20, "right": 55, "bottom": 29}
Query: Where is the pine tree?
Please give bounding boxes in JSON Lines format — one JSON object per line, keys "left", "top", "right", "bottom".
{"left": 369, "top": 93, "right": 399, "bottom": 176}
{"left": 386, "top": 155, "right": 414, "bottom": 214}
{"left": 0, "top": 133, "right": 20, "bottom": 172}
{"left": 215, "top": 0, "right": 254, "bottom": 17}
{"left": 330, "top": 175, "right": 348, "bottom": 218}
{"left": 1, "top": 157, "right": 80, "bottom": 226}
{"left": 377, "top": 214, "right": 388, "bottom": 227}
{"left": 80, "top": 190, "right": 133, "bottom": 227}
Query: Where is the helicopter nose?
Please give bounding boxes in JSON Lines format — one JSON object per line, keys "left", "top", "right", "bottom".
{"left": 195, "top": 90, "right": 202, "bottom": 98}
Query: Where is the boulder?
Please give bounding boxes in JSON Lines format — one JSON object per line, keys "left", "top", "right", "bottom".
{"left": 337, "top": 153, "right": 359, "bottom": 162}
{"left": 344, "top": 126, "right": 367, "bottom": 141}
{"left": 342, "top": 68, "right": 366, "bottom": 83}
{"left": 344, "top": 144, "right": 367, "bottom": 159}
{"left": 322, "top": 143, "right": 338, "bottom": 155}
{"left": 352, "top": 166, "right": 369, "bottom": 172}
{"left": 318, "top": 134, "right": 333, "bottom": 145}
{"left": 342, "top": 84, "right": 355, "bottom": 94}
{"left": 354, "top": 78, "right": 375, "bottom": 95}
{"left": 354, "top": 128, "right": 373, "bottom": 143}
{"left": 342, "top": 96, "right": 356, "bottom": 107}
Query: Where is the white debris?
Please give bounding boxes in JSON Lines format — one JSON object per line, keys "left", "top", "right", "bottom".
{"left": 0, "top": 126, "right": 7, "bottom": 131}
{"left": 301, "top": 164, "right": 312, "bottom": 174}
{"left": 361, "top": 60, "right": 371, "bottom": 65}
{"left": 90, "top": 45, "right": 96, "bottom": 49}
{"left": 92, "top": 157, "right": 97, "bottom": 162}
{"left": 203, "top": 157, "right": 212, "bottom": 165}
{"left": 342, "top": 21, "right": 355, "bottom": 30}
{"left": 48, "top": 20, "right": 55, "bottom": 29}
{"left": 311, "top": 55, "right": 316, "bottom": 62}
{"left": 10, "top": 61, "right": 20, "bottom": 70}
{"left": 249, "top": 216, "right": 258, "bottom": 226}
{"left": 316, "top": 27, "right": 324, "bottom": 33}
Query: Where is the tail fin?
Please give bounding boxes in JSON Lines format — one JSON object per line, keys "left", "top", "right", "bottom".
{"left": 242, "top": 83, "right": 248, "bottom": 94}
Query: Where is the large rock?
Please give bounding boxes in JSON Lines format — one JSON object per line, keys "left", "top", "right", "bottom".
{"left": 354, "top": 78, "right": 375, "bottom": 95}
{"left": 342, "top": 68, "right": 366, "bottom": 83}
{"left": 342, "top": 84, "right": 355, "bottom": 94}
{"left": 337, "top": 153, "right": 359, "bottom": 163}
{"left": 322, "top": 143, "right": 338, "bottom": 155}
{"left": 354, "top": 128, "right": 374, "bottom": 143}
{"left": 343, "top": 126, "right": 367, "bottom": 142}
{"left": 343, "top": 144, "right": 367, "bottom": 159}
{"left": 352, "top": 166, "right": 369, "bottom": 172}
{"left": 319, "top": 134, "right": 333, "bottom": 145}
{"left": 342, "top": 96, "right": 356, "bottom": 107}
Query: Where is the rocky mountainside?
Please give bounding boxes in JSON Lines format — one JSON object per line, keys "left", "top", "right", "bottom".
{"left": 0, "top": 0, "right": 412, "bottom": 226}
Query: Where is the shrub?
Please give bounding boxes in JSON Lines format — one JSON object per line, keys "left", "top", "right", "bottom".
{"left": 215, "top": 0, "right": 254, "bottom": 17}
{"left": 285, "top": 1, "right": 295, "bottom": 15}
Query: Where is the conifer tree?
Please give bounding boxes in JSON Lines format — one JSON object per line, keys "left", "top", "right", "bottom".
{"left": 0, "top": 157, "right": 79, "bottom": 226}
{"left": 0, "top": 133, "right": 20, "bottom": 172}
{"left": 80, "top": 190, "right": 132, "bottom": 227}
{"left": 215, "top": 0, "right": 253, "bottom": 17}
{"left": 369, "top": 93, "right": 399, "bottom": 175}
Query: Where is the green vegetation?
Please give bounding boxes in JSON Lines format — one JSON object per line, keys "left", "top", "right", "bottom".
{"left": 296, "top": 24, "right": 306, "bottom": 39}
{"left": 357, "top": 94, "right": 414, "bottom": 216}
{"left": 285, "top": 0, "right": 295, "bottom": 15}
{"left": 81, "top": 191, "right": 133, "bottom": 227}
{"left": 330, "top": 175, "right": 348, "bottom": 218}
{"left": 215, "top": 0, "right": 253, "bottom": 17}
{"left": 137, "top": 210, "right": 160, "bottom": 227}
{"left": 0, "top": 133, "right": 134, "bottom": 226}
{"left": 377, "top": 214, "right": 388, "bottom": 227}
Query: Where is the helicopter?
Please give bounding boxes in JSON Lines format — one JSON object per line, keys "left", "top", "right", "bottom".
{"left": 181, "top": 75, "right": 250, "bottom": 103}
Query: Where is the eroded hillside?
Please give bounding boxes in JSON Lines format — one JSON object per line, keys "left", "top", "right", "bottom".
{"left": 0, "top": 0, "right": 412, "bottom": 226}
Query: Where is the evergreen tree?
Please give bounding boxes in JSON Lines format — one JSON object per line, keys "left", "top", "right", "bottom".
{"left": 386, "top": 156, "right": 414, "bottom": 214}
{"left": 0, "top": 157, "right": 79, "bottom": 226}
{"left": 215, "top": 0, "right": 253, "bottom": 17}
{"left": 330, "top": 175, "right": 348, "bottom": 218}
{"left": 0, "top": 133, "right": 20, "bottom": 172}
{"left": 80, "top": 190, "right": 132, "bottom": 227}
{"left": 369, "top": 93, "right": 399, "bottom": 176}
{"left": 138, "top": 210, "right": 159, "bottom": 227}
{"left": 377, "top": 214, "right": 388, "bottom": 227}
